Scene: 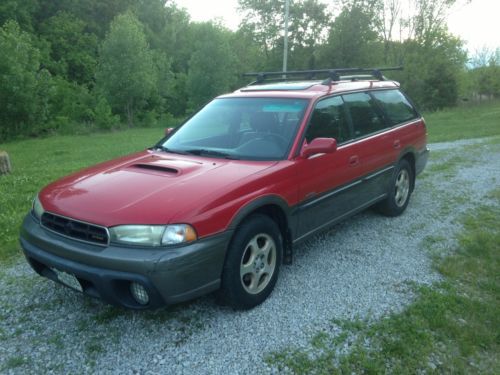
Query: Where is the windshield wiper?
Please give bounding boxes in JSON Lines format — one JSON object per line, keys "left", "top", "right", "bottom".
{"left": 184, "top": 149, "right": 239, "bottom": 160}
{"left": 153, "top": 146, "right": 190, "bottom": 155}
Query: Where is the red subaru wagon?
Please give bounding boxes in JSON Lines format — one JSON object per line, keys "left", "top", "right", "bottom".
{"left": 20, "top": 68, "right": 428, "bottom": 309}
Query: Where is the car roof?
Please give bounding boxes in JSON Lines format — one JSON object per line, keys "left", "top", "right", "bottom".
{"left": 220, "top": 79, "right": 401, "bottom": 100}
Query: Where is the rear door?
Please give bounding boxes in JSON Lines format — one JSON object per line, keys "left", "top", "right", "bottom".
{"left": 341, "top": 92, "right": 395, "bottom": 200}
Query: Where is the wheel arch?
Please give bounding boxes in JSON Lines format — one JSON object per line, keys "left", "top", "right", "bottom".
{"left": 398, "top": 148, "right": 417, "bottom": 191}
{"left": 227, "top": 195, "right": 294, "bottom": 264}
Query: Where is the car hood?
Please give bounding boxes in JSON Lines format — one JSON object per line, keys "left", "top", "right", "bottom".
{"left": 40, "top": 150, "right": 277, "bottom": 227}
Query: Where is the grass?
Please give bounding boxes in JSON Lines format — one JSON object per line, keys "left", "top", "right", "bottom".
{"left": 266, "top": 194, "right": 500, "bottom": 374}
{"left": 1, "top": 101, "right": 499, "bottom": 262}
{"left": 1, "top": 101, "right": 499, "bottom": 263}
{"left": 425, "top": 100, "right": 500, "bottom": 142}
{"left": 0, "top": 103, "right": 498, "bottom": 372}
{"left": 0, "top": 127, "right": 163, "bottom": 263}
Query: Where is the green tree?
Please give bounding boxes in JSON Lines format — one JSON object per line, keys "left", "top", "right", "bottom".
{"left": 320, "top": 2, "right": 383, "bottom": 68}
{"left": 131, "top": 0, "right": 169, "bottom": 50}
{"left": 46, "top": 77, "right": 95, "bottom": 132}
{"left": 144, "top": 50, "right": 175, "bottom": 121}
{"left": 159, "top": 4, "right": 193, "bottom": 74}
{"left": 409, "top": 0, "right": 459, "bottom": 45}
{"left": 93, "top": 96, "right": 120, "bottom": 130}
{"left": 230, "top": 29, "right": 265, "bottom": 85}
{"left": 186, "top": 22, "right": 238, "bottom": 111}
{"left": 96, "top": 12, "right": 157, "bottom": 126}
{"left": 149, "top": 4, "right": 193, "bottom": 116}
{"left": 397, "top": 30, "right": 466, "bottom": 110}
{"left": 287, "top": 0, "right": 330, "bottom": 69}
{"left": 468, "top": 48, "right": 500, "bottom": 101}
{"left": 35, "top": 0, "right": 135, "bottom": 38}
{"left": 238, "top": 0, "right": 329, "bottom": 70}
{"left": 0, "top": 20, "right": 52, "bottom": 140}
{"left": 0, "top": 0, "right": 39, "bottom": 31}
{"left": 238, "top": 0, "right": 283, "bottom": 66}
{"left": 40, "top": 11, "right": 98, "bottom": 84}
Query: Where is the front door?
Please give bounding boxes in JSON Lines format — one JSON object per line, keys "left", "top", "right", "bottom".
{"left": 294, "top": 95, "right": 363, "bottom": 239}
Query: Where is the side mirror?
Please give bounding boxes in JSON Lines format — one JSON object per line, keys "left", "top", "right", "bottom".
{"left": 165, "top": 127, "right": 174, "bottom": 136}
{"left": 301, "top": 138, "right": 337, "bottom": 158}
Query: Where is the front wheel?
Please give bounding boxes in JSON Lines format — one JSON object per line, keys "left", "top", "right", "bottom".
{"left": 377, "top": 159, "right": 413, "bottom": 217}
{"left": 217, "top": 214, "right": 282, "bottom": 309}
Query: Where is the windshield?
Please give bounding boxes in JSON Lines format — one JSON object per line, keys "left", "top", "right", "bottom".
{"left": 160, "top": 97, "right": 309, "bottom": 160}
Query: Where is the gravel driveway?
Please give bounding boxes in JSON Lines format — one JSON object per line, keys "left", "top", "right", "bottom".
{"left": 1, "top": 138, "right": 499, "bottom": 374}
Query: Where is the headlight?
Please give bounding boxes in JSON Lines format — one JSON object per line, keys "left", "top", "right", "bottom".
{"left": 109, "top": 224, "right": 197, "bottom": 247}
{"left": 162, "top": 224, "right": 197, "bottom": 245}
{"left": 32, "top": 195, "right": 45, "bottom": 220}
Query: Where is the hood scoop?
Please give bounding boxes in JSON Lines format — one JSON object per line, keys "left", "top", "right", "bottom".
{"left": 130, "top": 163, "right": 179, "bottom": 174}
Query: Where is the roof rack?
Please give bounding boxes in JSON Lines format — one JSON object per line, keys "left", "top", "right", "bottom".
{"left": 243, "top": 67, "right": 403, "bottom": 86}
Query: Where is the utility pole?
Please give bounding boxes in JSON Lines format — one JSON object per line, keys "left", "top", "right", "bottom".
{"left": 283, "top": 0, "right": 290, "bottom": 74}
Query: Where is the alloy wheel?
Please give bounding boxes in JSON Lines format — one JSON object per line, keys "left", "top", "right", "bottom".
{"left": 240, "top": 233, "right": 277, "bottom": 295}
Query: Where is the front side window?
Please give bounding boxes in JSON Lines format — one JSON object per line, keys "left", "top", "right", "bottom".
{"left": 371, "top": 90, "right": 418, "bottom": 125}
{"left": 342, "top": 92, "right": 386, "bottom": 138}
{"left": 161, "top": 98, "right": 308, "bottom": 160}
{"left": 305, "top": 96, "right": 351, "bottom": 143}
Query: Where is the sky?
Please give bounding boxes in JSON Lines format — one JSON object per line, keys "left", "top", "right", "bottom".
{"left": 447, "top": 0, "right": 500, "bottom": 53}
{"left": 174, "top": 0, "right": 499, "bottom": 54}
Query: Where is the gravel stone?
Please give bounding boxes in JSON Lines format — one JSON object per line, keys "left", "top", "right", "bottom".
{"left": 1, "top": 138, "right": 499, "bottom": 374}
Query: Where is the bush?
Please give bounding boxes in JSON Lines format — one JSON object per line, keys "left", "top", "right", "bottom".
{"left": 93, "top": 98, "right": 120, "bottom": 130}
{"left": 138, "top": 110, "right": 159, "bottom": 127}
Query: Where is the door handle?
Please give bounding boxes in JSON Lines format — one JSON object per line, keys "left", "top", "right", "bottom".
{"left": 393, "top": 140, "right": 401, "bottom": 149}
{"left": 349, "top": 155, "right": 359, "bottom": 166}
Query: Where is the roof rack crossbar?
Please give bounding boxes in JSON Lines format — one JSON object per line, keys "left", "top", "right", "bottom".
{"left": 243, "top": 67, "right": 402, "bottom": 85}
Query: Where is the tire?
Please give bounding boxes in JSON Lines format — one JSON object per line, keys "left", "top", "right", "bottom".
{"left": 217, "top": 214, "right": 282, "bottom": 309}
{"left": 377, "top": 159, "right": 413, "bottom": 217}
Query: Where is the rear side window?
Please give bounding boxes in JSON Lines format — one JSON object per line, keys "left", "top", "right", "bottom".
{"left": 371, "top": 90, "right": 418, "bottom": 125}
{"left": 342, "top": 92, "right": 386, "bottom": 138}
{"left": 305, "top": 96, "right": 351, "bottom": 143}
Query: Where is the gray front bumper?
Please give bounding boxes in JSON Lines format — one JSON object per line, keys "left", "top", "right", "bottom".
{"left": 20, "top": 214, "right": 232, "bottom": 309}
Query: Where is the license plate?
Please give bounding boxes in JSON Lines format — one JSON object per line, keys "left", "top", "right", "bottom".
{"left": 51, "top": 267, "right": 83, "bottom": 292}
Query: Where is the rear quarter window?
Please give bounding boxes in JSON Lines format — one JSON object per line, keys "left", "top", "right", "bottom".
{"left": 371, "top": 90, "right": 418, "bottom": 125}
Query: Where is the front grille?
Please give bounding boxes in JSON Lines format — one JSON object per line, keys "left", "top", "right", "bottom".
{"left": 41, "top": 212, "right": 109, "bottom": 246}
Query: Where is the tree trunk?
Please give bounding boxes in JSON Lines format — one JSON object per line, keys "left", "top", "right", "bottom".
{"left": 126, "top": 100, "right": 134, "bottom": 128}
{"left": 0, "top": 151, "right": 12, "bottom": 175}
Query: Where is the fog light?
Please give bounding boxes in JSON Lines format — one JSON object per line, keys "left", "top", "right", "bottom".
{"left": 130, "top": 282, "right": 149, "bottom": 305}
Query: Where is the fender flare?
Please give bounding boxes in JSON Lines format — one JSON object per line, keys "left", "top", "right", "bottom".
{"left": 397, "top": 146, "right": 417, "bottom": 165}
{"left": 226, "top": 194, "right": 295, "bottom": 264}
{"left": 396, "top": 147, "right": 417, "bottom": 191}
{"left": 227, "top": 194, "right": 293, "bottom": 232}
